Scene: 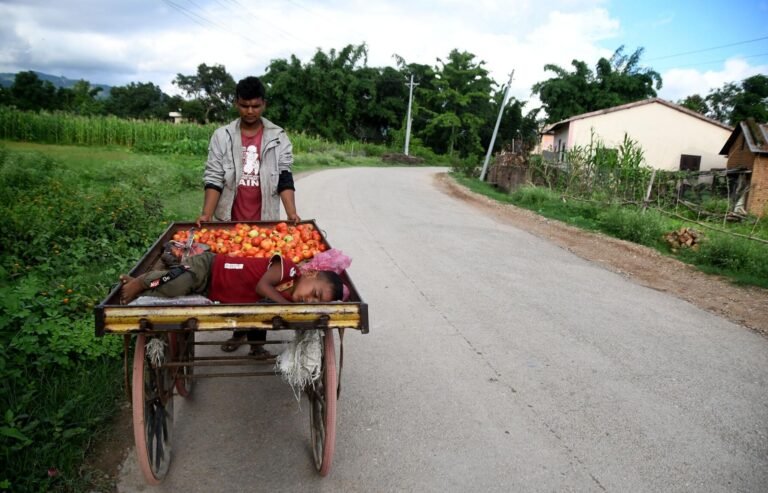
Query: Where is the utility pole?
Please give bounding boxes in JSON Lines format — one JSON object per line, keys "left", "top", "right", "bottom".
{"left": 479, "top": 70, "right": 514, "bottom": 182}
{"left": 404, "top": 74, "right": 419, "bottom": 155}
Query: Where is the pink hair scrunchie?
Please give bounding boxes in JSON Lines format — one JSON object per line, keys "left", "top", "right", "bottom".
{"left": 299, "top": 249, "right": 352, "bottom": 301}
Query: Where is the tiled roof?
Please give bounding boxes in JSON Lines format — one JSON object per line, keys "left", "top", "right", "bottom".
{"left": 719, "top": 119, "right": 768, "bottom": 155}
{"left": 545, "top": 98, "right": 733, "bottom": 133}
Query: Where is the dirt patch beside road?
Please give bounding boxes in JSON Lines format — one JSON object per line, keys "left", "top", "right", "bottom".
{"left": 436, "top": 173, "right": 768, "bottom": 337}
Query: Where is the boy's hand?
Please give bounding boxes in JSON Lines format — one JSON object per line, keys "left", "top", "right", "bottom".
{"left": 286, "top": 211, "right": 301, "bottom": 224}
{"left": 196, "top": 213, "right": 211, "bottom": 228}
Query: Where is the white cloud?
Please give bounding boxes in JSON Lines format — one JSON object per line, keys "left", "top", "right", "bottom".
{"left": 17, "top": 0, "right": 764, "bottom": 116}
{"left": 659, "top": 57, "right": 768, "bottom": 102}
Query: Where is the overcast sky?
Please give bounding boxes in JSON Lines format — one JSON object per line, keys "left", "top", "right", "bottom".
{"left": 1, "top": 0, "right": 766, "bottom": 108}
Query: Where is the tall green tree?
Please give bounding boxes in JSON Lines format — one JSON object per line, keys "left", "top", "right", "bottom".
{"left": 409, "top": 50, "right": 495, "bottom": 158}
{"left": 262, "top": 43, "right": 406, "bottom": 143}
{"left": 58, "top": 80, "right": 103, "bottom": 115}
{"left": 705, "top": 82, "right": 740, "bottom": 124}
{"left": 678, "top": 94, "right": 709, "bottom": 115}
{"left": 104, "top": 82, "right": 170, "bottom": 119}
{"left": 9, "top": 71, "right": 58, "bottom": 111}
{"left": 532, "top": 46, "right": 662, "bottom": 123}
{"left": 173, "top": 63, "right": 235, "bottom": 123}
{"left": 706, "top": 74, "right": 768, "bottom": 125}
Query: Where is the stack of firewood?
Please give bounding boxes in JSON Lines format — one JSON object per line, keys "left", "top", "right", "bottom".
{"left": 665, "top": 227, "right": 702, "bottom": 252}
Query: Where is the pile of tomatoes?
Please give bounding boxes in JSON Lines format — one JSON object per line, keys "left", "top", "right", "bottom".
{"left": 171, "top": 222, "right": 327, "bottom": 264}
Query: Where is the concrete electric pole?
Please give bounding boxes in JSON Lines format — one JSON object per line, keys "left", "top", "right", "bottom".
{"left": 404, "top": 74, "right": 419, "bottom": 156}
{"left": 479, "top": 70, "right": 515, "bottom": 182}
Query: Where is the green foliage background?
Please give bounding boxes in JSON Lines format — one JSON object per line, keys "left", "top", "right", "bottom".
{"left": 0, "top": 145, "right": 189, "bottom": 492}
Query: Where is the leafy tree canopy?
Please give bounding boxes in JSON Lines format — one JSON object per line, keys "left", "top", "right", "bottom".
{"left": 104, "top": 82, "right": 170, "bottom": 120}
{"left": 173, "top": 63, "right": 235, "bottom": 123}
{"left": 9, "top": 71, "right": 58, "bottom": 111}
{"left": 532, "top": 46, "right": 662, "bottom": 124}
{"left": 678, "top": 94, "right": 709, "bottom": 116}
{"left": 678, "top": 75, "right": 768, "bottom": 125}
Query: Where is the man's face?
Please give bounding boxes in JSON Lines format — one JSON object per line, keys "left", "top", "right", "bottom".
{"left": 292, "top": 274, "right": 334, "bottom": 303}
{"left": 237, "top": 97, "right": 266, "bottom": 125}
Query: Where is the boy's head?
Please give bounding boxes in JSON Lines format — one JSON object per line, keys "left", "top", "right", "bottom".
{"left": 235, "top": 77, "right": 267, "bottom": 126}
{"left": 235, "top": 76, "right": 266, "bottom": 101}
{"left": 292, "top": 270, "right": 344, "bottom": 303}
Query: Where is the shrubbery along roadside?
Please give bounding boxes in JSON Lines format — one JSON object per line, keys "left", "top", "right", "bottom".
{"left": 0, "top": 147, "right": 166, "bottom": 492}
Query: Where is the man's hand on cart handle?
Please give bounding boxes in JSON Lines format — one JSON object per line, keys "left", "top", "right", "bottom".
{"left": 287, "top": 212, "right": 301, "bottom": 224}
{"left": 196, "top": 213, "right": 212, "bottom": 228}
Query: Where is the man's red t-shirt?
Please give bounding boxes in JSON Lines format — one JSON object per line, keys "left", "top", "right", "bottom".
{"left": 231, "top": 127, "right": 264, "bottom": 221}
{"left": 208, "top": 254, "right": 299, "bottom": 303}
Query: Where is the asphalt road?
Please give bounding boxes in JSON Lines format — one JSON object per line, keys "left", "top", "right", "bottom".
{"left": 118, "top": 167, "right": 768, "bottom": 492}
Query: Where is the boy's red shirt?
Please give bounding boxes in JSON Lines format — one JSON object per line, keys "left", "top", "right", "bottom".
{"left": 208, "top": 254, "right": 299, "bottom": 303}
{"left": 231, "top": 128, "right": 264, "bottom": 221}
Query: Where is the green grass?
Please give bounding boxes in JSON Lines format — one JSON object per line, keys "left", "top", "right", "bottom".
{"left": 1, "top": 140, "right": 440, "bottom": 223}
{"left": 453, "top": 173, "right": 768, "bottom": 289}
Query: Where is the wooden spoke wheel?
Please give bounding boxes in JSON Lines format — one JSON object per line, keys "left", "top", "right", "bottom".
{"left": 169, "top": 332, "right": 195, "bottom": 397}
{"left": 132, "top": 334, "right": 174, "bottom": 484}
{"left": 308, "top": 329, "right": 338, "bottom": 476}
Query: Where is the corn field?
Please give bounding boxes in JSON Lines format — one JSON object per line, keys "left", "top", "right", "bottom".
{"left": 0, "top": 107, "right": 392, "bottom": 158}
{"left": 0, "top": 107, "right": 216, "bottom": 147}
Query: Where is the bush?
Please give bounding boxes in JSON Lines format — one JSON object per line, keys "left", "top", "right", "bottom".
{"left": 597, "top": 206, "right": 666, "bottom": 247}
{"left": 693, "top": 233, "right": 768, "bottom": 281}
{"left": 510, "top": 185, "right": 560, "bottom": 207}
{"left": 451, "top": 157, "right": 480, "bottom": 177}
{"left": 132, "top": 137, "right": 209, "bottom": 156}
{"left": 0, "top": 147, "right": 166, "bottom": 491}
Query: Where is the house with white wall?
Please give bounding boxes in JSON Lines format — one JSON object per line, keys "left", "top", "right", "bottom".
{"left": 542, "top": 98, "right": 733, "bottom": 171}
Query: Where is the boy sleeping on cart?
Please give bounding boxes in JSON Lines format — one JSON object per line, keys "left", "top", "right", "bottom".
{"left": 118, "top": 249, "right": 345, "bottom": 357}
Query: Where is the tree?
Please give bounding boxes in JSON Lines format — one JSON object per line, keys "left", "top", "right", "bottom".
{"left": 705, "top": 75, "right": 768, "bottom": 125}
{"left": 9, "top": 71, "right": 58, "bottom": 111}
{"left": 532, "top": 46, "right": 662, "bottom": 123}
{"left": 678, "top": 94, "right": 709, "bottom": 115}
{"left": 705, "top": 82, "right": 740, "bottom": 124}
{"left": 731, "top": 75, "right": 768, "bottom": 123}
{"left": 262, "top": 43, "right": 406, "bottom": 143}
{"left": 173, "top": 63, "right": 236, "bottom": 123}
{"left": 59, "top": 80, "right": 103, "bottom": 115}
{"left": 105, "top": 82, "right": 171, "bottom": 120}
{"left": 405, "top": 50, "right": 496, "bottom": 158}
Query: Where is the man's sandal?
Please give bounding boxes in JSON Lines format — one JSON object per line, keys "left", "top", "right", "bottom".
{"left": 248, "top": 346, "right": 272, "bottom": 359}
{"left": 220, "top": 334, "right": 246, "bottom": 352}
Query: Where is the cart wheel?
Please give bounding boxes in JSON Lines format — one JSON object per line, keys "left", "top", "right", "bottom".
{"left": 132, "top": 334, "right": 174, "bottom": 484}
{"left": 169, "top": 332, "right": 195, "bottom": 397}
{"left": 308, "top": 329, "right": 337, "bottom": 476}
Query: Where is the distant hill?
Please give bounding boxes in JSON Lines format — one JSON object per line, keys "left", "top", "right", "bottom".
{"left": 0, "top": 71, "right": 111, "bottom": 98}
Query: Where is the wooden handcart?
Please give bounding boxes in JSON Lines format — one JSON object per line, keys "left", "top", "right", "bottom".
{"left": 94, "top": 221, "right": 369, "bottom": 484}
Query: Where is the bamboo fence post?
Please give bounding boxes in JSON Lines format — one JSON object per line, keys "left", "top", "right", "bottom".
{"left": 642, "top": 169, "right": 656, "bottom": 213}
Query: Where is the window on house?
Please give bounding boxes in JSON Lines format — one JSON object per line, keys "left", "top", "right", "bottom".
{"left": 679, "top": 154, "right": 701, "bottom": 172}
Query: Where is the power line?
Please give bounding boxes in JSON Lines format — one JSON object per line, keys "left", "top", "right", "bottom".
{"left": 220, "top": 0, "right": 309, "bottom": 45}
{"left": 657, "top": 52, "right": 768, "bottom": 70}
{"left": 160, "top": 0, "right": 260, "bottom": 45}
{"left": 646, "top": 35, "right": 768, "bottom": 61}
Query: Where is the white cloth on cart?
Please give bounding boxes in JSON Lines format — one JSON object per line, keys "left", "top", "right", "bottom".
{"left": 275, "top": 330, "right": 322, "bottom": 400}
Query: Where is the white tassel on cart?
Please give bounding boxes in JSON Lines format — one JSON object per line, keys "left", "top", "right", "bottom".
{"left": 146, "top": 337, "right": 167, "bottom": 367}
{"left": 275, "top": 330, "right": 323, "bottom": 400}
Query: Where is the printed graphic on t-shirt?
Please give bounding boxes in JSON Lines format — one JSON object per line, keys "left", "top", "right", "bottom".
{"left": 240, "top": 144, "right": 260, "bottom": 187}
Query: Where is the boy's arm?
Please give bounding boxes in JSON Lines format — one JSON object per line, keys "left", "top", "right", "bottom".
{"left": 256, "top": 262, "right": 291, "bottom": 303}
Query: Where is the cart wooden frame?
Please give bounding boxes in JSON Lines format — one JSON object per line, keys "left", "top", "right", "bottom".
{"left": 94, "top": 221, "right": 369, "bottom": 484}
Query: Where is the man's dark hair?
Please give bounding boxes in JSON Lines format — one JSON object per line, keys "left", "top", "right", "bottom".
{"left": 236, "top": 76, "right": 266, "bottom": 100}
{"left": 317, "top": 271, "right": 345, "bottom": 301}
